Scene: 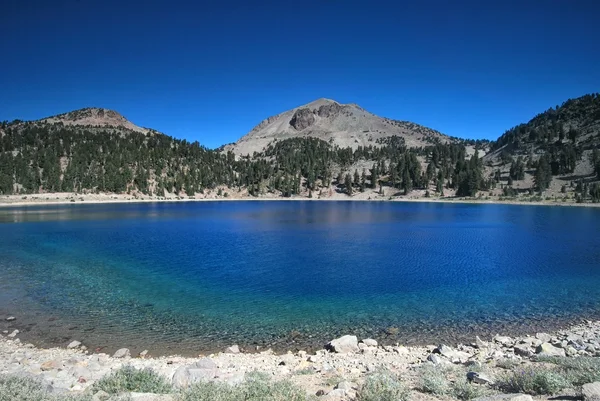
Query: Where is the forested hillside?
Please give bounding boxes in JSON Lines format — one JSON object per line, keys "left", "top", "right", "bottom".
{"left": 486, "top": 93, "right": 600, "bottom": 202}
{"left": 1, "top": 94, "right": 599, "bottom": 203}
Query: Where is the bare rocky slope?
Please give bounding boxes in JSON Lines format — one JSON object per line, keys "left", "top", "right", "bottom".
{"left": 224, "top": 98, "right": 452, "bottom": 155}
{"left": 37, "top": 107, "right": 150, "bottom": 134}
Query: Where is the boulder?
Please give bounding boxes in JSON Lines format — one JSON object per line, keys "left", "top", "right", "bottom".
{"left": 113, "top": 348, "right": 131, "bottom": 358}
{"left": 67, "top": 341, "right": 82, "bottom": 349}
{"left": 513, "top": 345, "right": 533, "bottom": 358}
{"left": 326, "top": 335, "right": 359, "bottom": 354}
{"left": 535, "top": 333, "right": 552, "bottom": 343}
{"left": 493, "top": 335, "right": 514, "bottom": 346}
{"left": 5, "top": 316, "right": 16, "bottom": 322}
{"left": 536, "top": 343, "right": 566, "bottom": 357}
{"left": 8, "top": 330, "right": 19, "bottom": 338}
{"left": 172, "top": 358, "right": 219, "bottom": 388}
{"left": 434, "top": 344, "right": 471, "bottom": 363}
{"left": 427, "top": 353, "right": 450, "bottom": 365}
{"left": 583, "top": 382, "right": 600, "bottom": 401}
{"left": 335, "top": 381, "right": 357, "bottom": 391}
{"left": 225, "top": 344, "right": 240, "bottom": 354}
{"left": 467, "top": 371, "right": 494, "bottom": 385}
{"left": 361, "top": 338, "right": 378, "bottom": 347}
{"left": 92, "top": 390, "right": 110, "bottom": 401}
{"left": 325, "top": 388, "right": 347, "bottom": 400}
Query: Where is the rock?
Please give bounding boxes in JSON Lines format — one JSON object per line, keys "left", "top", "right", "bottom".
{"left": 279, "top": 353, "right": 295, "bottom": 366}
{"left": 535, "top": 333, "right": 552, "bottom": 343}
{"left": 8, "top": 329, "right": 19, "bottom": 338}
{"left": 129, "top": 393, "right": 175, "bottom": 401}
{"left": 225, "top": 344, "right": 240, "bottom": 354}
{"left": 6, "top": 316, "right": 16, "bottom": 321}
{"left": 335, "top": 381, "right": 357, "bottom": 390}
{"left": 67, "top": 341, "right": 82, "bottom": 349}
{"left": 290, "top": 108, "right": 316, "bottom": 130}
{"left": 467, "top": 371, "right": 494, "bottom": 385}
{"left": 536, "top": 343, "right": 566, "bottom": 357}
{"left": 583, "top": 382, "right": 600, "bottom": 401}
{"left": 361, "top": 338, "right": 378, "bottom": 347}
{"left": 41, "top": 360, "right": 62, "bottom": 371}
{"left": 473, "top": 395, "right": 533, "bottom": 401}
{"left": 316, "top": 389, "right": 326, "bottom": 396}
{"left": 434, "top": 344, "right": 471, "bottom": 363}
{"left": 513, "top": 345, "right": 533, "bottom": 357}
{"left": 326, "top": 335, "right": 359, "bottom": 354}
{"left": 325, "top": 388, "right": 347, "bottom": 400}
{"left": 427, "top": 353, "right": 450, "bottom": 365}
{"left": 139, "top": 350, "right": 149, "bottom": 358}
{"left": 172, "top": 358, "right": 219, "bottom": 388}
{"left": 493, "top": 335, "right": 514, "bottom": 346}
{"left": 475, "top": 336, "right": 488, "bottom": 349}
{"left": 113, "top": 348, "right": 131, "bottom": 358}
{"left": 92, "top": 390, "right": 110, "bottom": 401}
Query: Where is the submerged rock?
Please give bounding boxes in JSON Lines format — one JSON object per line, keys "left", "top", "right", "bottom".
{"left": 67, "top": 341, "right": 82, "bottom": 349}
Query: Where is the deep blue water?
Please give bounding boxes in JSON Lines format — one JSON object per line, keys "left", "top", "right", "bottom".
{"left": 0, "top": 201, "right": 599, "bottom": 355}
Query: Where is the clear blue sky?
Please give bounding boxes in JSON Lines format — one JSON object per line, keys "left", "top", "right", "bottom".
{"left": 1, "top": 0, "right": 598, "bottom": 148}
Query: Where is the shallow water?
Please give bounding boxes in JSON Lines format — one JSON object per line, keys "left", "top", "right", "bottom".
{"left": 1, "top": 201, "right": 599, "bottom": 355}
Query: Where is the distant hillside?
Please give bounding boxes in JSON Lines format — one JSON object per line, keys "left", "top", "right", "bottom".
{"left": 483, "top": 93, "right": 600, "bottom": 202}
{"left": 37, "top": 107, "right": 151, "bottom": 134}
{"left": 225, "top": 98, "right": 453, "bottom": 155}
{"left": 1, "top": 95, "right": 598, "bottom": 204}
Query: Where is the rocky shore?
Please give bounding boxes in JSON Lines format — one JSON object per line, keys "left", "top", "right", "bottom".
{"left": 3, "top": 318, "right": 600, "bottom": 400}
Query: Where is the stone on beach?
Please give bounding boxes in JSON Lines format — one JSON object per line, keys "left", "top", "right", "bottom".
{"left": 361, "top": 338, "right": 378, "bottom": 347}
{"left": 8, "top": 330, "right": 19, "bottom": 338}
{"left": 583, "top": 382, "right": 600, "bottom": 401}
{"left": 225, "top": 344, "right": 240, "bottom": 354}
{"left": 172, "top": 358, "right": 220, "bottom": 388}
{"left": 326, "top": 335, "right": 359, "bottom": 354}
{"left": 535, "top": 342, "right": 566, "bottom": 357}
{"left": 67, "top": 341, "right": 82, "bottom": 349}
{"left": 113, "top": 348, "right": 131, "bottom": 358}
{"left": 5, "top": 316, "right": 16, "bottom": 322}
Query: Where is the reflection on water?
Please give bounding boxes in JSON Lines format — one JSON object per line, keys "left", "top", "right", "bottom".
{"left": 0, "top": 201, "right": 599, "bottom": 355}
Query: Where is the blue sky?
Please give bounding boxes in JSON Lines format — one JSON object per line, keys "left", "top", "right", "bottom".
{"left": 1, "top": 0, "right": 598, "bottom": 148}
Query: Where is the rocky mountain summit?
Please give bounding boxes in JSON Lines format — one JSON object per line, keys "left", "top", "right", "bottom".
{"left": 37, "top": 107, "right": 150, "bottom": 134}
{"left": 225, "top": 98, "right": 451, "bottom": 155}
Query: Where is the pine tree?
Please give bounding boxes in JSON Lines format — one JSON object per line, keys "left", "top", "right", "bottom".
{"left": 344, "top": 174, "right": 353, "bottom": 195}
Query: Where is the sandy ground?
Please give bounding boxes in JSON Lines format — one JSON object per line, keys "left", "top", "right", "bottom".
{"left": 1, "top": 188, "right": 599, "bottom": 208}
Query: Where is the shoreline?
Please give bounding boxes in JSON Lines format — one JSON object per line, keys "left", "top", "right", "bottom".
{"left": 2, "top": 317, "right": 600, "bottom": 398}
{"left": 1, "top": 192, "right": 599, "bottom": 208}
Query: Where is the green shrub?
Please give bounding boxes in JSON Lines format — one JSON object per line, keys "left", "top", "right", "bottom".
{"left": 418, "top": 365, "right": 450, "bottom": 395}
{"left": 451, "top": 378, "right": 490, "bottom": 400}
{"left": 92, "top": 366, "right": 173, "bottom": 395}
{"left": 357, "top": 370, "right": 409, "bottom": 401}
{"left": 181, "top": 374, "right": 313, "bottom": 401}
{"left": 497, "top": 366, "right": 569, "bottom": 395}
{"left": 0, "top": 375, "right": 92, "bottom": 401}
{"left": 536, "top": 356, "right": 600, "bottom": 386}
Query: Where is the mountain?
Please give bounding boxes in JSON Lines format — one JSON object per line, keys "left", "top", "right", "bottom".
{"left": 225, "top": 98, "right": 452, "bottom": 155}
{"left": 35, "top": 107, "right": 150, "bottom": 134}
{"left": 1, "top": 94, "right": 599, "bottom": 203}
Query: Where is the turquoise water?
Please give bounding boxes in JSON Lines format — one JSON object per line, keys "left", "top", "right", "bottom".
{"left": 0, "top": 201, "right": 599, "bottom": 355}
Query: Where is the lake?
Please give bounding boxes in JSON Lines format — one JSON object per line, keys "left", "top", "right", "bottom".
{"left": 1, "top": 201, "right": 599, "bottom": 355}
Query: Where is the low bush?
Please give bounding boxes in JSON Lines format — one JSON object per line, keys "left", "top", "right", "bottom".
{"left": 0, "top": 375, "right": 92, "bottom": 401}
{"left": 496, "top": 365, "right": 569, "bottom": 395}
{"left": 92, "top": 365, "right": 173, "bottom": 395}
{"left": 181, "top": 374, "right": 314, "bottom": 401}
{"left": 357, "top": 370, "right": 409, "bottom": 401}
